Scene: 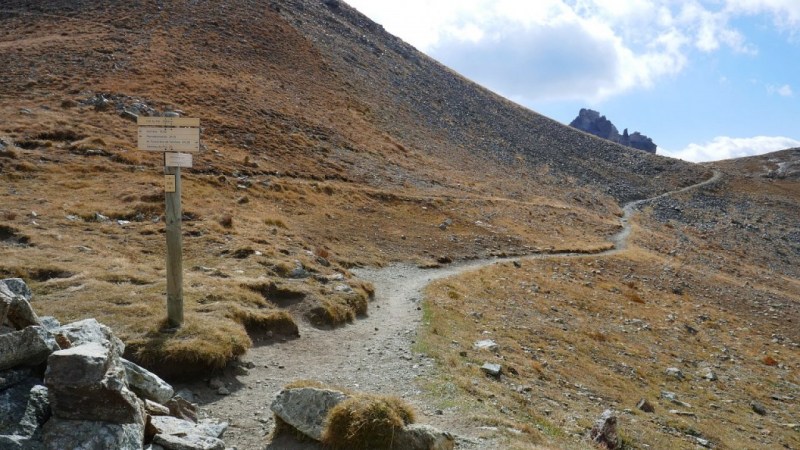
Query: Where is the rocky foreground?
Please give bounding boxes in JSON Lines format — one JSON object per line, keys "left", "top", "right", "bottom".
{"left": 0, "top": 278, "right": 230, "bottom": 450}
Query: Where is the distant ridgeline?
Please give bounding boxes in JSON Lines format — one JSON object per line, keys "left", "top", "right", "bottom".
{"left": 569, "top": 108, "right": 657, "bottom": 154}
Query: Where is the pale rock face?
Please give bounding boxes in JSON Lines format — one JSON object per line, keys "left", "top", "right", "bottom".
{"left": 270, "top": 388, "right": 348, "bottom": 441}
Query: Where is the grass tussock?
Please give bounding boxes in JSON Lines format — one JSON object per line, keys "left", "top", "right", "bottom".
{"left": 126, "top": 314, "right": 251, "bottom": 379}
{"left": 226, "top": 306, "right": 299, "bottom": 337}
{"left": 322, "top": 394, "right": 416, "bottom": 450}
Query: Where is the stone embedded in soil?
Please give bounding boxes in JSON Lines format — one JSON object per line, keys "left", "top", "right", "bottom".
{"left": 480, "top": 363, "right": 502, "bottom": 377}
{"left": 665, "top": 367, "right": 684, "bottom": 380}
{"left": 588, "top": 409, "right": 619, "bottom": 450}
{"left": 474, "top": 339, "right": 499, "bottom": 352}
{"left": 751, "top": 402, "right": 767, "bottom": 416}
{"left": 636, "top": 398, "right": 654, "bottom": 413}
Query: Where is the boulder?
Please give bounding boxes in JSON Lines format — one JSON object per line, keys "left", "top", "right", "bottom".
{"left": 55, "top": 319, "right": 125, "bottom": 355}
{"left": 589, "top": 409, "right": 619, "bottom": 450}
{"left": 152, "top": 433, "right": 224, "bottom": 450}
{"left": 0, "top": 279, "right": 32, "bottom": 302}
{"left": 121, "top": 358, "right": 174, "bottom": 404}
{"left": 270, "top": 388, "right": 348, "bottom": 441}
{"left": 0, "top": 327, "right": 59, "bottom": 370}
{"left": 0, "top": 289, "right": 40, "bottom": 330}
{"left": 149, "top": 416, "right": 227, "bottom": 440}
{"left": 0, "top": 380, "right": 50, "bottom": 439}
{"left": 45, "top": 343, "right": 144, "bottom": 424}
{"left": 42, "top": 418, "right": 143, "bottom": 450}
{"left": 0, "top": 367, "right": 35, "bottom": 391}
{"left": 393, "top": 424, "right": 455, "bottom": 450}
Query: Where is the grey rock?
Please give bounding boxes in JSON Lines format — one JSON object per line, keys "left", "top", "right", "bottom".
{"left": 174, "top": 388, "right": 195, "bottom": 403}
{"left": 393, "top": 424, "right": 455, "bottom": 450}
{"left": 0, "top": 380, "right": 50, "bottom": 438}
{"left": 196, "top": 419, "right": 228, "bottom": 439}
{"left": 0, "top": 285, "right": 40, "bottom": 330}
{"left": 703, "top": 369, "right": 718, "bottom": 381}
{"left": 695, "top": 436, "right": 712, "bottom": 448}
{"left": 660, "top": 391, "right": 677, "bottom": 401}
{"left": 216, "top": 387, "right": 230, "bottom": 396}
{"left": 0, "top": 327, "right": 59, "bottom": 370}
{"left": 480, "top": 363, "right": 502, "bottom": 377}
{"left": 55, "top": 318, "right": 125, "bottom": 355}
{"left": 121, "top": 358, "right": 174, "bottom": 404}
{"left": 751, "top": 401, "right": 767, "bottom": 416}
{"left": 153, "top": 433, "right": 224, "bottom": 450}
{"left": 163, "top": 111, "right": 181, "bottom": 118}
{"left": 165, "top": 396, "right": 198, "bottom": 423}
{"left": 120, "top": 110, "right": 138, "bottom": 122}
{"left": 0, "top": 433, "right": 45, "bottom": 450}
{"left": 0, "top": 367, "right": 34, "bottom": 390}
{"left": 145, "top": 399, "right": 171, "bottom": 416}
{"left": 0, "top": 279, "right": 32, "bottom": 302}
{"left": 36, "top": 317, "right": 60, "bottom": 332}
{"left": 149, "top": 416, "right": 227, "bottom": 440}
{"left": 42, "top": 418, "right": 143, "bottom": 450}
{"left": 45, "top": 343, "right": 144, "bottom": 424}
{"left": 665, "top": 367, "right": 684, "bottom": 380}
{"left": 588, "top": 409, "right": 619, "bottom": 449}
{"left": 270, "top": 388, "right": 348, "bottom": 441}
{"left": 473, "top": 339, "right": 499, "bottom": 352}
{"left": 636, "top": 398, "right": 654, "bottom": 413}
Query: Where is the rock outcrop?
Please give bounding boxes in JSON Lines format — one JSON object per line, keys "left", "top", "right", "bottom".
{"left": 570, "top": 108, "right": 657, "bottom": 154}
{"left": 0, "top": 278, "right": 229, "bottom": 450}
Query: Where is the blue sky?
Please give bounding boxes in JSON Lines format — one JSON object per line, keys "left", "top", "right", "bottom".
{"left": 346, "top": 0, "right": 800, "bottom": 162}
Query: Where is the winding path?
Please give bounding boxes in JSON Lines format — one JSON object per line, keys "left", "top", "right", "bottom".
{"left": 179, "top": 170, "right": 723, "bottom": 449}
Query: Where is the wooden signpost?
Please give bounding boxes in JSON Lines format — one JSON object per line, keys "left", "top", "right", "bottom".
{"left": 137, "top": 116, "right": 200, "bottom": 328}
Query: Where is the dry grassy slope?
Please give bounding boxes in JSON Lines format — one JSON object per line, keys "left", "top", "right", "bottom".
{"left": 418, "top": 152, "right": 799, "bottom": 449}
{"left": 0, "top": 0, "right": 778, "bottom": 385}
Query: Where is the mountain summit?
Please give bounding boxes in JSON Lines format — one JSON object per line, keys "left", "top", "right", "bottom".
{"left": 570, "top": 108, "right": 657, "bottom": 153}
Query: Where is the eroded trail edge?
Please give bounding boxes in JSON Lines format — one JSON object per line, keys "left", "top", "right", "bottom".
{"left": 181, "top": 170, "right": 722, "bottom": 449}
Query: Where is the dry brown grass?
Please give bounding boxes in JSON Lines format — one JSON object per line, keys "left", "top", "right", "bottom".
{"left": 322, "top": 394, "right": 416, "bottom": 450}
{"left": 416, "top": 245, "right": 800, "bottom": 449}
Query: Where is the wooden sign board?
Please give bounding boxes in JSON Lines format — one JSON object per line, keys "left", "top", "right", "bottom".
{"left": 138, "top": 117, "right": 200, "bottom": 127}
{"left": 138, "top": 127, "right": 200, "bottom": 152}
{"left": 165, "top": 152, "right": 193, "bottom": 168}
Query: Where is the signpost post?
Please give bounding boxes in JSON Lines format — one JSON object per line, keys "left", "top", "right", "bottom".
{"left": 137, "top": 116, "right": 200, "bottom": 328}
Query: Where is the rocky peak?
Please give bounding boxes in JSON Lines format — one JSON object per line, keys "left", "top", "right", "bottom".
{"left": 570, "top": 108, "right": 657, "bottom": 154}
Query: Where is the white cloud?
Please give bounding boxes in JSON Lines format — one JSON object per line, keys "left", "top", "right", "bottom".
{"left": 346, "top": 0, "right": 763, "bottom": 102}
{"left": 767, "top": 84, "right": 794, "bottom": 97}
{"left": 725, "top": 0, "right": 800, "bottom": 33}
{"left": 662, "top": 136, "right": 800, "bottom": 162}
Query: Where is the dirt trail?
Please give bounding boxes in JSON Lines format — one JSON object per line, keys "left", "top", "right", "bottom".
{"left": 178, "top": 171, "right": 722, "bottom": 450}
